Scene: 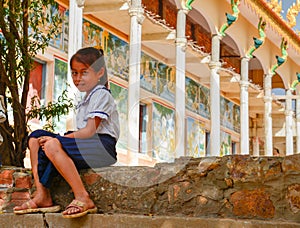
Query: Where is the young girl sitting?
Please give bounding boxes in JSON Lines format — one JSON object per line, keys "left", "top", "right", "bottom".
{"left": 14, "top": 47, "right": 120, "bottom": 218}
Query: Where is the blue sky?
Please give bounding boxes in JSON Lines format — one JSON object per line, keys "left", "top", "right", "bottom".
{"left": 281, "top": 0, "right": 300, "bottom": 31}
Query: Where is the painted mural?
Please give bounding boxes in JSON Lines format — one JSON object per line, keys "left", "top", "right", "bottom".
{"left": 220, "top": 97, "right": 240, "bottom": 133}
{"left": 186, "top": 117, "right": 206, "bottom": 157}
{"left": 49, "top": 6, "right": 69, "bottom": 53}
{"left": 82, "top": 19, "right": 129, "bottom": 81}
{"left": 110, "top": 82, "right": 128, "bottom": 151}
{"left": 140, "top": 53, "right": 175, "bottom": 103}
{"left": 186, "top": 77, "right": 210, "bottom": 119}
{"left": 53, "top": 58, "right": 68, "bottom": 133}
{"left": 220, "top": 131, "right": 231, "bottom": 156}
{"left": 157, "top": 63, "right": 175, "bottom": 103}
{"left": 220, "top": 96, "right": 234, "bottom": 130}
{"left": 233, "top": 104, "right": 240, "bottom": 133}
{"left": 152, "top": 102, "right": 175, "bottom": 162}
{"left": 140, "top": 53, "right": 158, "bottom": 94}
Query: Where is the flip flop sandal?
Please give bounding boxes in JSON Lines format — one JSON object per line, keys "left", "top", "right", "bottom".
{"left": 62, "top": 199, "right": 97, "bottom": 219}
{"left": 14, "top": 199, "right": 61, "bottom": 215}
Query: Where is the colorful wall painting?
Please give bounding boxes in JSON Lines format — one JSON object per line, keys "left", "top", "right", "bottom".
{"left": 110, "top": 82, "right": 128, "bottom": 150}
{"left": 220, "top": 96, "right": 234, "bottom": 130}
{"left": 185, "top": 77, "right": 210, "bottom": 119}
{"left": 49, "top": 5, "right": 69, "bottom": 53}
{"left": 140, "top": 53, "right": 175, "bottom": 103}
{"left": 140, "top": 53, "right": 158, "bottom": 94}
{"left": 220, "top": 131, "right": 231, "bottom": 156}
{"left": 82, "top": 19, "right": 129, "bottom": 81}
{"left": 82, "top": 20, "right": 102, "bottom": 49}
{"left": 152, "top": 102, "right": 175, "bottom": 162}
{"left": 53, "top": 58, "right": 68, "bottom": 133}
{"left": 233, "top": 104, "right": 240, "bottom": 133}
{"left": 157, "top": 64, "right": 175, "bottom": 103}
{"left": 186, "top": 117, "right": 206, "bottom": 157}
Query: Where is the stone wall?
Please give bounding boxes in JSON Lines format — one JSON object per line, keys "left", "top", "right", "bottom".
{"left": 1, "top": 155, "right": 300, "bottom": 223}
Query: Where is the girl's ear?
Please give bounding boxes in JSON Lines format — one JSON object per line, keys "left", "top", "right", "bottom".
{"left": 97, "top": 67, "right": 105, "bottom": 79}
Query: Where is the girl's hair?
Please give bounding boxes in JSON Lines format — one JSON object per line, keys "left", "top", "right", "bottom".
{"left": 70, "top": 47, "right": 108, "bottom": 87}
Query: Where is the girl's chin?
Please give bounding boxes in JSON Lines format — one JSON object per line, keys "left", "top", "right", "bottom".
{"left": 76, "top": 85, "right": 85, "bottom": 90}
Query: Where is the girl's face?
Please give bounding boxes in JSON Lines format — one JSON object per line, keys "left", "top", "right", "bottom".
{"left": 71, "top": 59, "right": 104, "bottom": 94}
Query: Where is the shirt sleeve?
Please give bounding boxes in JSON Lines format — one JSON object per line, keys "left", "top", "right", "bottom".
{"left": 86, "top": 89, "right": 113, "bottom": 121}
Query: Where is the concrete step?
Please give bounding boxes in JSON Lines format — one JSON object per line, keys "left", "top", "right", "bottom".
{"left": 0, "top": 213, "right": 299, "bottom": 228}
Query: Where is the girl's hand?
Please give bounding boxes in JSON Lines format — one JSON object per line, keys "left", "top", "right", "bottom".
{"left": 38, "top": 136, "right": 52, "bottom": 150}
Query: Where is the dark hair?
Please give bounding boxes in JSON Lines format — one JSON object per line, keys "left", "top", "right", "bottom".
{"left": 70, "top": 47, "right": 108, "bottom": 87}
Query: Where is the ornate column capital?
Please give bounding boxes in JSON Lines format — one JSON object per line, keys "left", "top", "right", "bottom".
{"left": 75, "top": 0, "right": 85, "bottom": 8}
{"left": 175, "top": 37, "right": 187, "bottom": 50}
{"left": 129, "top": 3, "right": 145, "bottom": 24}
{"left": 285, "top": 110, "right": 294, "bottom": 117}
{"left": 208, "top": 61, "right": 222, "bottom": 70}
{"left": 240, "top": 80, "right": 250, "bottom": 87}
{"left": 263, "top": 96, "right": 273, "bottom": 103}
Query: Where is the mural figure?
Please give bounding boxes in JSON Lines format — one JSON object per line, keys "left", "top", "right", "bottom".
{"left": 246, "top": 17, "right": 266, "bottom": 58}
{"left": 220, "top": 132, "right": 231, "bottom": 156}
{"left": 290, "top": 72, "right": 300, "bottom": 91}
{"left": 83, "top": 21, "right": 90, "bottom": 47}
{"left": 186, "top": 117, "right": 205, "bottom": 157}
{"left": 270, "top": 38, "right": 288, "bottom": 74}
{"left": 219, "top": 0, "right": 240, "bottom": 37}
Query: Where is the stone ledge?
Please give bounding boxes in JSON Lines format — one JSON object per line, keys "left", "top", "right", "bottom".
{"left": 50, "top": 155, "right": 300, "bottom": 223}
{"left": 2, "top": 155, "right": 300, "bottom": 223}
{"left": 0, "top": 213, "right": 299, "bottom": 228}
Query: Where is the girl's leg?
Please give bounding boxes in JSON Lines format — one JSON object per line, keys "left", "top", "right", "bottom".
{"left": 43, "top": 138, "right": 95, "bottom": 215}
{"left": 14, "top": 138, "right": 53, "bottom": 210}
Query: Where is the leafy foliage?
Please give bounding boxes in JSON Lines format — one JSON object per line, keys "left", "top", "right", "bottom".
{"left": 27, "top": 90, "right": 74, "bottom": 132}
{"left": 0, "top": 0, "right": 62, "bottom": 166}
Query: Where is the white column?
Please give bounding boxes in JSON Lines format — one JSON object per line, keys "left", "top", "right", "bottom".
{"left": 68, "top": 1, "right": 83, "bottom": 57}
{"left": 264, "top": 73, "right": 273, "bottom": 156}
{"left": 285, "top": 89, "right": 294, "bottom": 155}
{"left": 127, "top": 0, "right": 144, "bottom": 165}
{"left": 209, "top": 34, "right": 221, "bottom": 156}
{"left": 297, "top": 98, "right": 300, "bottom": 153}
{"left": 240, "top": 57, "right": 250, "bottom": 154}
{"left": 67, "top": 0, "right": 83, "bottom": 130}
{"left": 175, "top": 9, "right": 187, "bottom": 158}
{"left": 252, "top": 118, "right": 260, "bottom": 156}
{"left": 296, "top": 98, "right": 300, "bottom": 153}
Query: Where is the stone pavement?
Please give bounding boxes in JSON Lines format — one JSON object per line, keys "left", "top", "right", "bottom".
{"left": 0, "top": 213, "right": 299, "bottom": 228}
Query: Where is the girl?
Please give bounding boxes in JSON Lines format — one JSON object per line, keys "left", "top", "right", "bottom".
{"left": 14, "top": 47, "right": 120, "bottom": 218}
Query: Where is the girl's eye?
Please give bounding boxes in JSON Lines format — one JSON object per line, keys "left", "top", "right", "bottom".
{"left": 82, "top": 71, "right": 89, "bottom": 76}
{"left": 71, "top": 71, "right": 78, "bottom": 76}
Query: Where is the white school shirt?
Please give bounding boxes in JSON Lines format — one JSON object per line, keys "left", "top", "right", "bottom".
{"left": 76, "top": 84, "right": 120, "bottom": 140}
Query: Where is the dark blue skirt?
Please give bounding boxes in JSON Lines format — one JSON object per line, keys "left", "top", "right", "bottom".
{"left": 28, "top": 129, "right": 117, "bottom": 188}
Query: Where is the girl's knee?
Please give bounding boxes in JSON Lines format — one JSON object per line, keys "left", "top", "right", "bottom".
{"left": 28, "top": 137, "right": 39, "bottom": 149}
{"left": 44, "top": 138, "right": 61, "bottom": 158}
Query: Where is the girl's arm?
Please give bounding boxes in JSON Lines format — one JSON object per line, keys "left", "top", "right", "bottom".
{"left": 65, "top": 117, "right": 101, "bottom": 139}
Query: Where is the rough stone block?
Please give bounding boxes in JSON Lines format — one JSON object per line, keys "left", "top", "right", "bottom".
{"left": 230, "top": 188, "right": 275, "bottom": 218}
{"left": 0, "top": 170, "right": 14, "bottom": 188}
{"left": 286, "top": 184, "right": 300, "bottom": 214}
{"left": 10, "top": 191, "right": 31, "bottom": 209}
{"left": 14, "top": 172, "right": 33, "bottom": 189}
